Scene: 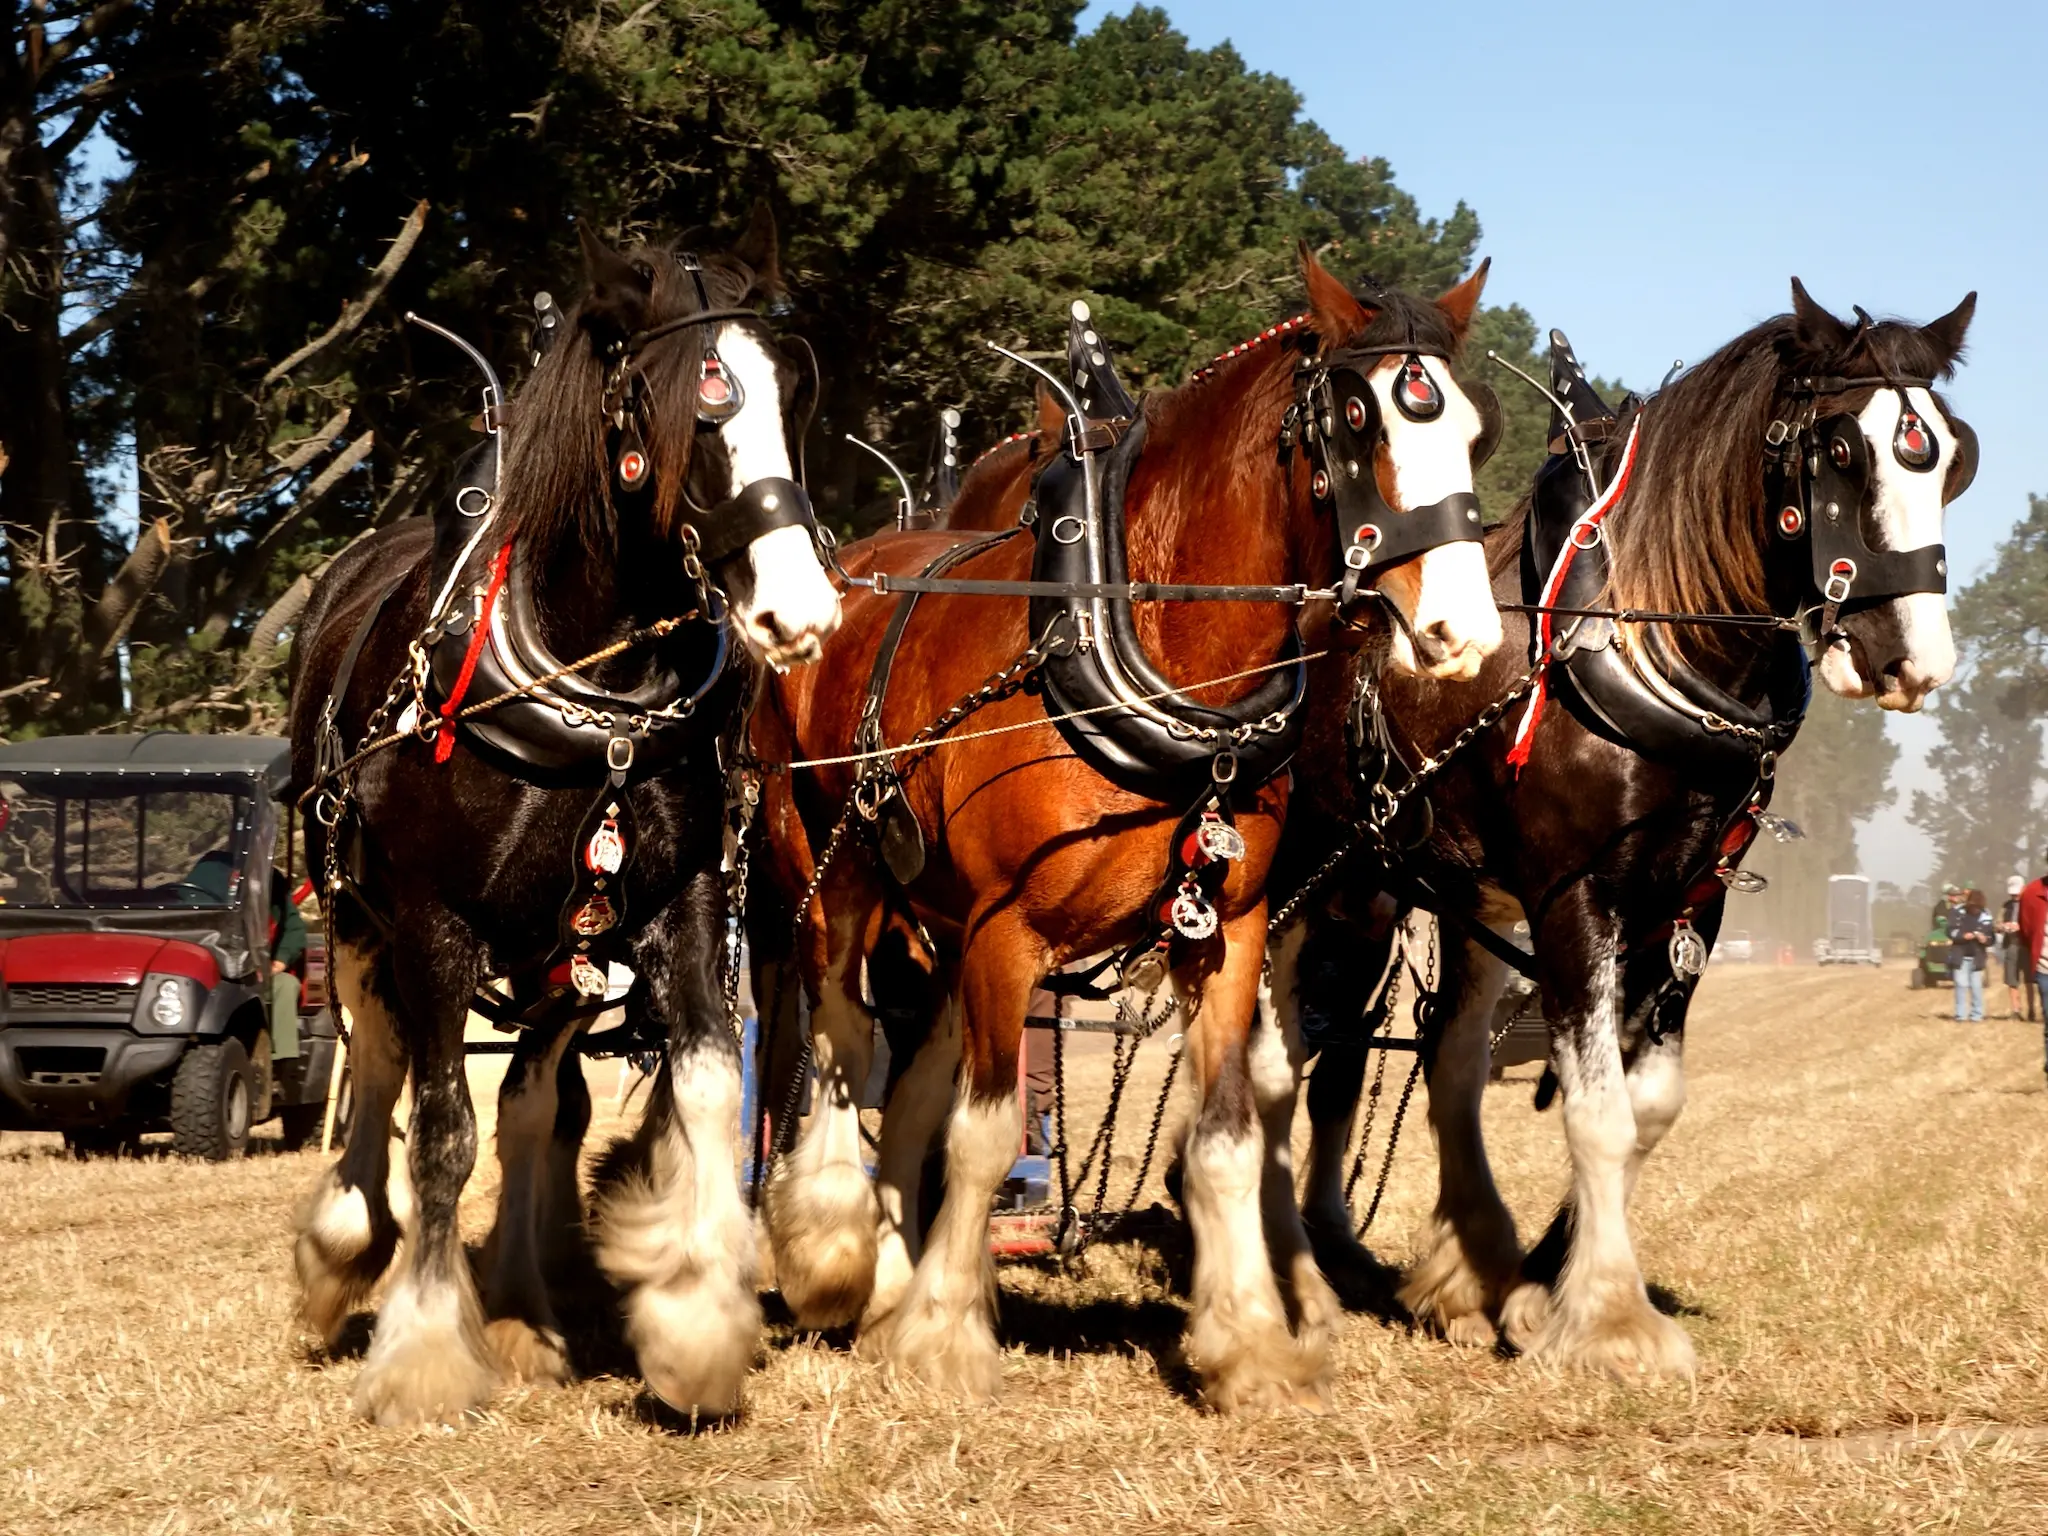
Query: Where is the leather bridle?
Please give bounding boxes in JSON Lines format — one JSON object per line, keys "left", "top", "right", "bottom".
{"left": 597, "top": 252, "right": 823, "bottom": 572}
{"left": 1285, "top": 341, "right": 1502, "bottom": 612}
{"left": 1763, "top": 368, "right": 1976, "bottom": 643}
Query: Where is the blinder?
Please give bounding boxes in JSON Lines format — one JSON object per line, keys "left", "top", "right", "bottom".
{"left": 600, "top": 249, "right": 824, "bottom": 573}
{"left": 1295, "top": 349, "right": 1487, "bottom": 599}
{"left": 1766, "top": 375, "right": 1961, "bottom": 619}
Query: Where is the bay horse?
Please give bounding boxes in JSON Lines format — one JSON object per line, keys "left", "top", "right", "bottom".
{"left": 286, "top": 209, "right": 840, "bottom": 1425}
{"left": 1276, "top": 280, "right": 1976, "bottom": 1375}
{"left": 754, "top": 249, "right": 1505, "bottom": 1409}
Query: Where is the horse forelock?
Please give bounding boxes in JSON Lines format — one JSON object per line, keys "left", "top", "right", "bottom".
{"left": 501, "top": 245, "right": 763, "bottom": 563}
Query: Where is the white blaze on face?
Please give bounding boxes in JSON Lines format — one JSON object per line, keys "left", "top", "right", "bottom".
{"left": 710, "top": 324, "right": 841, "bottom": 668}
{"left": 1815, "top": 386, "right": 1957, "bottom": 709}
{"left": 1367, "top": 356, "right": 1503, "bottom": 679}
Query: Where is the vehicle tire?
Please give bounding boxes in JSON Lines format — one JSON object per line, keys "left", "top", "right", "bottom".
{"left": 277, "top": 1067, "right": 352, "bottom": 1152}
{"left": 170, "top": 1038, "right": 254, "bottom": 1161}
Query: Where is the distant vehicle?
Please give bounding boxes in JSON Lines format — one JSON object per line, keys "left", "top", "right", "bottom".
{"left": 0, "top": 735, "right": 343, "bottom": 1158}
{"left": 1488, "top": 921, "right": 1548, "bottom": 1077}
{"left": 1712, "top": 929, "right": 1754, "bottom": 963}
{"left": 1909, "top": 921, "right": 1953, "bottom": 991}
{"left": 1814, "top": 874, "right": 1883, "bottom": 965}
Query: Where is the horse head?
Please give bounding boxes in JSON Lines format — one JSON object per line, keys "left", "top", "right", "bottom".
{"left": 1782, "top": 279, "right": 1976, "bottom": 712}
{"left": 1301, "top": 250, "right": 1505, "bottom": 681}
{"left": 550, "top": 205, "right": 841, "bottom": 669}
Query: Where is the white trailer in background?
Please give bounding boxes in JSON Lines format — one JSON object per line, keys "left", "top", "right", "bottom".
{"left": 1814, "top": 874, "right": 1883, "bottom": 965}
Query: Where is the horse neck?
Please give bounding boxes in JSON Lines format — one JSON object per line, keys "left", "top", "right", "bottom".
{"left": 1125, "top": 352, "right": 1317, "bottom": 681}
{"left": 524, "top": 500, "right": 667, "bottom": 668}
{"left": 1613, "top": 410, "right": 1782, "bottom": 700}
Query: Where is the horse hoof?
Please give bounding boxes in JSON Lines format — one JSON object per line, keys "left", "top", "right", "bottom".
{"left": 293, "top": 1164, "right": 398, "bottom": 1346}
{"left": 1525, "top": 1298, "right": 1696, "bottom": 1381}
{"left": 1499, "top": 1280, "right": 1552, "bottom": 1353}
{"left": 1397, "top": 1210, "right": 1520, "bottom": 1346}
{"left": 484, "top": 1318, "right": 572, "bottom": 1387}
{"left": 765, "top": 1163, "right": 879, "bottom": 1329}
{"left": 1184, "top": 1311, "right": 1331, "bottom": 1415}
{"left": 353, "top": 1332, "right": 497, "bottom": 1427}
{"left": 626, "top": 1279, "right": 762, "bottom": 1420}
{"left": 861, "top": 1299, "right": 1002, "bottom": 1401}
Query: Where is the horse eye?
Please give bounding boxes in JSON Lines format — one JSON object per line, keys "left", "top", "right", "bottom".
{"left": 1893, "top": 410, "right": 1939, "bottom": 472}
{"left": 1393, "top": 358, "right": 1443, "bottom": 423}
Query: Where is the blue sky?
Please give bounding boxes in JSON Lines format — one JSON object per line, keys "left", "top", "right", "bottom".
{"left": 1080, "top": 0, "right": 2044, "bottom": 887}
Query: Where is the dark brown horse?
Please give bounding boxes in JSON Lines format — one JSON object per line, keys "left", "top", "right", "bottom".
{"left": 1278, "top": 281, "right": 1976, "bottom": 1376}
{"left": 754, "top": 250, "right": 1503, "bottom": 1409}
{"left": 287, "top": 212, "right": 839, "bottom": 1425}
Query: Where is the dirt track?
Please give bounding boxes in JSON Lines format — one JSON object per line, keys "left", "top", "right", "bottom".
{"left": 4, "top": 964, "right": 2047, "bottom": 1534}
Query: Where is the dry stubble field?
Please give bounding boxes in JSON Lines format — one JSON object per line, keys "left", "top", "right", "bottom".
{"left": 4, "top": 965, "right": 2048, "bottom": 1534}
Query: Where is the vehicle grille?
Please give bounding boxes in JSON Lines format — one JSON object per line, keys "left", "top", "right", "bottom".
{"left": 17, "top": 1045, "right": 108, "bottom": 1085}
{"left": 7, "top": 983, "right": 139, "bottom": 1012}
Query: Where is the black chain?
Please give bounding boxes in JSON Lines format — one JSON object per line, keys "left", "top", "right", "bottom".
{"left": 760, "top": 637, "right": 1056, "bottom": 1195}
{"left": 1050, "top": 1022, "right": 1078, "bottom": 1253}
{"left": 1269, "top": 653, "right": 1551, "bottom": 938}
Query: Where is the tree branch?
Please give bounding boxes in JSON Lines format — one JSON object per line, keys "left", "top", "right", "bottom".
{"left": 260, "top": 200, "right": 426, "bottom": 386}
{"left": 83, "top": 515, "right": 172, "bottom": 659}
{"left": 198, "top": 430, "right": 373, "bottom": 640}
{"left": 38, "top": 0, "right": 139, "bottom": 80}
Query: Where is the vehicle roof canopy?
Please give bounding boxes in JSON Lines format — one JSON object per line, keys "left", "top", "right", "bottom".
{"left": 0, "top": 734, "right": 291, "bottom": 798}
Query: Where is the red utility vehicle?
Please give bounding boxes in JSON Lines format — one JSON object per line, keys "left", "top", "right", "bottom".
{"left": 0, "top": 735, "right": 340, "bottom": 1157}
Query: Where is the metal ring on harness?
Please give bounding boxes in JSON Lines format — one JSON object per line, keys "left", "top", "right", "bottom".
{"left": 1569, "top": 521, "right": 1603, "bottom": 551}
{"left": 455, "top": 485, "right": 493, "bottom": 519}
{"left": 1051, "top": 514, "right": 1085, "bottom": 545}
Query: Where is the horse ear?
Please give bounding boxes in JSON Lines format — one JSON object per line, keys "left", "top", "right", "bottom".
{"left": 1921, "top": 291, "right": 1977, "bottom": 372}
{"left": 1035, "top": 381, "right": 1066, "bottom": 439}
{"left": 1433, "top": 257, "right": 1490, "bottom": 340}
{"left": 730, "top": 199, "right": 783, "bottom": 297}
{"left": 1299, "top": 241, "right": 1371, "bottom": 345}
{"left": 1789, "top": 277, "right": 1854, "bottom": 355}
{"left": 578, "top": 224, "right": 646, "bottom": 293}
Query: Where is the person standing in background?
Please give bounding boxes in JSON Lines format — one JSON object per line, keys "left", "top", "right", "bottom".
{"left": 2018, "top": 856, "right": 2048, "bottom": 1085}
{"left": 2001, "top": 875, "right": 2028, "bottom": 1019}
{"left": 1949, "top": 888, "right": 1992, "bottom": 1023}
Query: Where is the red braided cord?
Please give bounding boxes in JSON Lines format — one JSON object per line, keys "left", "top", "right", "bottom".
{"left": 433, "top": 539, "right": 514, "bottom": 764}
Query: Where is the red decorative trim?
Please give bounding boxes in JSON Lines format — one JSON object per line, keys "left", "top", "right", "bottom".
{"left": 1507, "top": 418, "right": 1644, "bottom": 773}
{"left": 1189, "top": 313, "right": 1312, "bottom": 384}
{"left": 434, "top": 539, "right": 515, "bottom": 764}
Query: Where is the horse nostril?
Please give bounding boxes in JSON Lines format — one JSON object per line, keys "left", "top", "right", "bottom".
{"left": 753, "top": 609, "right": 796, "bottom": 644}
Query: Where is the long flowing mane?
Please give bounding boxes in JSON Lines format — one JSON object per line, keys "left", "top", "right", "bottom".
{"left": 1498, "top": 308, "right": 1963, "bottom": 659}
{"left": 498, "top": 245, "right": 763, "bottom": 560}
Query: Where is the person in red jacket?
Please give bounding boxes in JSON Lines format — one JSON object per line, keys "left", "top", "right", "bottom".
{"left": 2016, "top": 854, "right": 2048, "bottom": 1084}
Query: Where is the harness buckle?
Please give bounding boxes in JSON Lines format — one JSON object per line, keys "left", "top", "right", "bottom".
{"left": 1764, "top": 419, "right": 1793, "bottom": 448}
{"left": 606, "top": 735, "right": 636, "bottom": 777}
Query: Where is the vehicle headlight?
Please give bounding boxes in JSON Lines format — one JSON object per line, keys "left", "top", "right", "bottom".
{"left": 150, "top": 977, "right": 187, "bottom": 1028}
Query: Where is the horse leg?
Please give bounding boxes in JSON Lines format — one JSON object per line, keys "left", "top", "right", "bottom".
{"left": 293, "top": 936, "right": 414, "bottom": 1346}
{"left": 764, "top": 864, "right": 885, "bottom": 1328}
{"left": 860, "top": 912, "right": 1035, "bottom": 1398}
{"left": 1285, "top": 908, "right": 1397, "bottom": 1289}
{"left": 591, "top": 873, "right": 761, "bottom": 1418}
{"left": 352, "top": 926, "right": 497, "bottom": 1425}
{"left": 1503, "top": 894, "right": 1694, "bottom": 1378}
{"left": 477, "top": 1014, "right": 582, "bottom": 1386}
{"left": 1248, "top": 922, "right": 1340, "bottom": 1359}
{"left": 1398, "top": 926, "right": 1523, "bottom": 1346}
{"left": 1505, "top": 964, "right": 1694, "bottom": 1353}
{"left": 1181, "top": 902, "right": 1331, "bottom": 1412}
{"left": 866, "top": 989, "right": 961, "bottom": 1330}
{"left": 539, "top": 1037, "right": 593, "bottom": 1280}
